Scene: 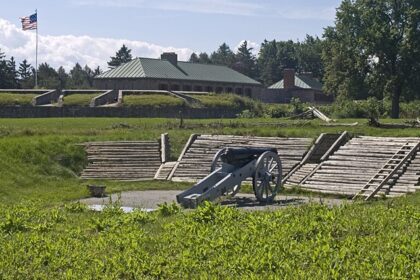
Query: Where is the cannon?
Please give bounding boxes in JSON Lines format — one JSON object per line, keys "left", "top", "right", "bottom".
{"left": 176, "top": 147, "right": 282, "bottom": 208}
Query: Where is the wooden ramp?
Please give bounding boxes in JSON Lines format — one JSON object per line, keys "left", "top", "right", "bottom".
{"left": 81, "top": 141, "right": 162, "bottom": 181}
{"left": 299, "top": 136, "right": 420, "bottom": 197}
{"left": 169, "top": 134, "right": 312, "bottom": 182}
{"left": 284, "top": 132, "right": 350, "bottom": 186}
{"left": 154, "top": 162, "right": 177, "bottom": 180}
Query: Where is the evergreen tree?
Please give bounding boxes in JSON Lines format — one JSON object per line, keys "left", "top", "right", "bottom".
{"left": 57, "top": 66, "right": 69, "bottom": 89}
{"left": 84, "top": 65, "right": 95, "bottom": 87}
{"left": 19, "top": 59, "right": 32, "bottom": 80}
{"left": 18, "top": 59, "right": 33, "bottom": 89}
{"left": 0, "top": 50, "right": 20, "bottom": 89}
{"left": 6, "top": 57, "right": 19, "bottom": 88}
{"left": 189, "top": 53, "right": 199, "bottom": 63}
{"left": 210, "top": 43, "right": 235, "bottom": 66}
{"left": 37, "top": 63, "right": 60, "bottom": 89}
{"left": 232, "top": 41, "right": 257, "bottom": 78}
{"left": 198, "top": 53, "right": 211, "bottom": 64}
{"left": 107, "top": 44, "right": 133, "bottom": 69}
{"left": 69, "top": 63, "right": 90, "bottom": 88}
{"left": 0, "top": 49, "right": 9, "bottom": 88}
{"left": 93, "top": 66, "right": 102, "bottom": 76}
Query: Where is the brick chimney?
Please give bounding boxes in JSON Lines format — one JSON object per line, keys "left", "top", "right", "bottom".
{"left": 161, "top": 52, "right": 178, "bottom": 66}
{"left": 283, "top": 68, "right": 295, "bottom": 89}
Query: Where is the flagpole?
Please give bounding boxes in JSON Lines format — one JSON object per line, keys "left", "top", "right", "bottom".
{"left": 35, "top": 9, "right": 38, "bottom": 88}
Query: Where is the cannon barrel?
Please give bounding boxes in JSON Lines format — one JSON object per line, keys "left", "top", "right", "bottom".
{"left": 221, "top": 147, "right": 278, "bottom": 167}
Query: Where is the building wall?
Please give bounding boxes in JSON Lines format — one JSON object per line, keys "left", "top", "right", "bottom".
{"left": 93, "top": 78, "right": 262, "bottom": 96}
{"left": 254, "top": 88, "right": 333, "bottom": 104}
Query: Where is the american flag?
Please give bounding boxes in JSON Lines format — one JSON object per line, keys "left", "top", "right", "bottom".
{"left": 20, "top": 13, "right": 37, "bottom": 30}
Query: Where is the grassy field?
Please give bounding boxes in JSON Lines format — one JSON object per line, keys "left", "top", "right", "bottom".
{"left": 0, "top": 117, "right": 418, "bottom": 278}
{"left": 123, "top": 92, "right": 184, "bottom": 107}
{"left": 0, "top": 93, "right": 38, "bottom": 105}
{"left": 63, "top": 93, "right": 101, "bottom": 106}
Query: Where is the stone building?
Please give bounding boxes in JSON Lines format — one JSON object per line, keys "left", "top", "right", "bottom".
{"left": 257, "top": 69, "right": 333, "bottom": 103}
{"left": 94, "top": 52, "right": 262, "bottom": 96}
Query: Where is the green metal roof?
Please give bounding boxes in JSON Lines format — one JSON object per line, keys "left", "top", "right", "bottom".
{"left": 269, "top": 73, "right": 323, "bottom": 90}
{"left": 96, "top": 57, "right": 261, "bottom": 85}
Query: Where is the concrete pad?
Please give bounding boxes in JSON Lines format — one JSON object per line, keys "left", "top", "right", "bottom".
{"left": 79, "top": 190, "right": 347, "bottom": 211}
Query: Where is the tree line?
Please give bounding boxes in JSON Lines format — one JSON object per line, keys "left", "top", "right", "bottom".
{"left": 0, "top": 0, "right": 418, "bottom": 118}
{"left": 187, "top": 37, "right": 324, "bottom": 87}
{"left": 0, "top": 49, "right": 101, "bottom": 90}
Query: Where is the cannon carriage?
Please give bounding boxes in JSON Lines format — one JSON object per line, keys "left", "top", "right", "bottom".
{"left": 177, "top": 147, "right": 282, "bottom": 208}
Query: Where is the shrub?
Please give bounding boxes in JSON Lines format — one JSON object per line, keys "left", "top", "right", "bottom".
{"left": 290, "top": 97, "right": 304, "bottom": 115}
{"left": 330, "top": 97, "right": 367, "bottom": 118}
{"left": 263, "top": 104, "right": 290, "bottom": 118}
{"left": 400, "top": 101, "right": 420, "bottom": 118}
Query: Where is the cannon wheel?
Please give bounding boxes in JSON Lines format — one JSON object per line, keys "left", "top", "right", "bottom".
{"left": 253, "top": 151, "right": 282, "bottom": 203}
{"left": 211, "top": 148, "right": 241, "bottom": 196}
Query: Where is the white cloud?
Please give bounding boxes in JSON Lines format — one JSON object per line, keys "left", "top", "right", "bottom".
{"left": 0, "top": 18, "right": 193, "bottom": 71}
{"left": 73, "top": 0, "right": 262, "bottom": 16}
{"left": 235, "top": 40, "right": 260, "bottom": 56}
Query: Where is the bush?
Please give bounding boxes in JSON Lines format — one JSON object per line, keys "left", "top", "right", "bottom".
{"left": 400, "top": 101, "right": 420, "bottom": 118}
{"left": 263, "top": 104, "right": 290, "bottom": 118}
{"left": 237, "top": 109, "right": 258, "bottom": 118}
{"left": 330, "top": 97, "right": 368, "bottom": 118}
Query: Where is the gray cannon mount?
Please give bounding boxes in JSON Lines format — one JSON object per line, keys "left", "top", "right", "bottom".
{"left": 176, "top": 147, "right": 283, "bottom": 208}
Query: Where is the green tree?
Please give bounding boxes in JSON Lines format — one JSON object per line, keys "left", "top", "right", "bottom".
{"left": 37, "top": 63, "right": 60, "bottom": 89}
{"left": 276, "top": 40, "right": 298, "bottom": 70}
{"left": 323, "top": 0, "right": 420, "bottom": 118}
{"left": 69, "top": 63, "right": 90, "bottom": 88}
{"left": 84, "top": 65, "right": 95, "bottom": 87}
{"left": 107, "top": 44, "right": 133, "bottom": 69}
{"left": 189, "top": 53, "right": 199, "bottom": 63}
{"left": 198, "top": 52, "right": 211, "bottom": 64}
{"left": 0, "top": 49, "right": 9, "bottom": 88}
{"left": 0, "top": 50, "right": 20, "bottom": 89}
{"left": 57, "top": 66, "right": 69, "bottom": 89}
{"left": 93, "top": 66, "right": 102, "bottom": 77}
{"left": 257, "top": 40, "right": 281, "bottom": 86}
{"left": 297, "top": 35, "right": 324, "bottom": 80}
{"left": 210, "top": 43, "right": 235, "bottom": 66}
{"left": 233, "top": 41, "right": 257, "bottom": 78}
{"left": 6, "top": 57, "right": 19, "bottom": 88}
{"left": 18, "top": 59, "right": 33, "bottom": 89}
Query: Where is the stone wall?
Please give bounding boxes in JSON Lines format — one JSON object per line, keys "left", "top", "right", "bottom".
{"left": 0, "top": 105, "right": 242, "bottom": 118}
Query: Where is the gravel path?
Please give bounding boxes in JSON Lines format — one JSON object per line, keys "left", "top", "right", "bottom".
{"left": 80, "top": 190, "right": 347, "bottom": 211}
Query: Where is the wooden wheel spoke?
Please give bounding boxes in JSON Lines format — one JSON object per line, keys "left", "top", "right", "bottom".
{"left": 269, "top": 163, "right": 278, "bottom": 173}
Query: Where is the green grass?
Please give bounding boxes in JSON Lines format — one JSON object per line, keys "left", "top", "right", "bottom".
{"left": 0, "top": 196, "right": 418, "bottom": 278}
{"left": 63, "top": 93, "right": 101, "bottom": 106}
{"left": 0, "top": 93, "right": 37, "bottom": 105}
{"left": 186, "top": 92, "right": 256, "bottom": 108}
{"left": 123, "top": 93, "right": 184, "bottom": 107}
{"left": 0, "top": 117, "right": 418, "bottom": 278}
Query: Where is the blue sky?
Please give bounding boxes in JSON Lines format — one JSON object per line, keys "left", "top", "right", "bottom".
{"left": 0, "top": 0, "right": 341, "bottom": 69}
